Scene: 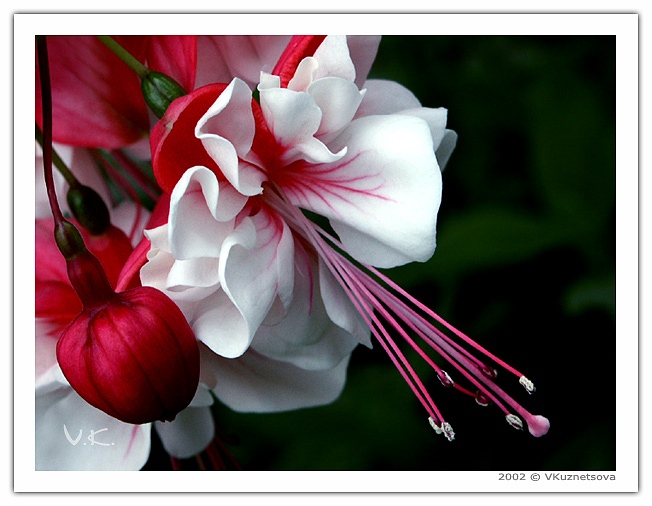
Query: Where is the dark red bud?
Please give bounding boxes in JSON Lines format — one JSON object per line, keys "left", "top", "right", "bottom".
{"left": 56, "top": 286, "right": 200, "bottom": 425}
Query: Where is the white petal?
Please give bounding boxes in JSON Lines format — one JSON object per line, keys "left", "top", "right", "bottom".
{"left": 308, "top": 77, "right": 365, "bottom": 143}
{"left": 155, "top": 405, "right": 214, "bottom": 459}
{"left": 287, "top": 114, "right": 442, "bottom": 268}
{"left": 168, "top": 166, "right": 239, "bottom": 260}
{"left": 196, "top": 78, "right": 265, "bottom": 196}
{"left": 35, "top": 383, "right": 151, "bottom": 470}
{"left": 287, "top": 57, "right": 319, "bottom": 92}
{"left": 346, "top": 35, "right": 382, "bottom": 88}
{"left": 140, "top": 241, "right": 218, "bottom": 317}
{"left": 399, "top": 107, "right": 449, "bottom": 153}
{"left": 207, "top": 350, "right": 351, "bottom": 413}
{"left": 192, "top": 288, "right": 251, "bottom": 358}
{"left": 436, "top": 129, "right": 458, "bottom": 170}
{"left": 217, "top": 209, "right": 295, "bottom": 354}
{"left": 259, "top": 87, "right": 345, "bottom": 165}
{"left": 318, "top": 258, "right": 372, "bottom": 347}
{"left": 166, "top": 256, "right": 221, "bottom": 290}
{"left": 356, "top": 79, "right": 422, "bottom": 117}
{"left": 313, "top": 35, "right": 356, "bottom": 82}
{"left": 144, "top": 224, "right": 170, "bottom": 252}
{"left": 252, "top": 253, "right": 360, "bottom": 370}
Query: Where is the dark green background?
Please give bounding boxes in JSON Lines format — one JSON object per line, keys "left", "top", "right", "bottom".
{"left": 147, "top": 35, "right": 616, "bottom": 472}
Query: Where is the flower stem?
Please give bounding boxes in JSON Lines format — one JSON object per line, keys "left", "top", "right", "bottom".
{"left": 36, "top": 35, "right": 64, "bottom": 224}
{"left": 35, "top": 123, "right": 76, "bottom": 186}
{"left": 96, "top": 35, "right": 149, "bottom": 78}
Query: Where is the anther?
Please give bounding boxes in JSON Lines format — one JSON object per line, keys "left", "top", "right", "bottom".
{"left": 437, "top": 370, "right": 454, "bottom": 387}
{"left": 479, "top": 365, "right": 498, "bottom": 379}
{"left": 475, "top": 390, "right": 491, "bottom": 407}
{"left": 428, "top": 416, "right": 443, "bottom": 434}
{"left": 442, "top": 422, "right": 455, "bottom": 442}
{"left": 505, "top": 414, "right": 524, "bottom": 431}
{"left": 519, "top": 375, "right": 536, "bottom": 394}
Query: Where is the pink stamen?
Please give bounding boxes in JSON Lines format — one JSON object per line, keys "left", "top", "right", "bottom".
{"left": 263, "top": 184, "right": 548, "bottom": 439}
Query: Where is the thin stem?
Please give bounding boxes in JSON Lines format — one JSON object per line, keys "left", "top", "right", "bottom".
{"left": 35, "top": 123, "right": 76, "bottom": 185}
{"left": 96, "top": 35, "right": 149, "bottom": 78}
{"left": 36, "top": 36, "right": 64, "bottom": 224}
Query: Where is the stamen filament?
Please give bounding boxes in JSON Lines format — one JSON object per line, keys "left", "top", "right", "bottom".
{"left": 262, "top": 183, "right": 548, "bottom": 437}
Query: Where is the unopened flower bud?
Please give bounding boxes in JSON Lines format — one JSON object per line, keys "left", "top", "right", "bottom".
{"left": 54, "top": 220, "right": 86, "bottom": 260}
{"left": 66, "top": 184, "right": 111, "bottom": 235}
{"left": 141, "top": 71, "right": 187, "bottom": 119}
{"left": 56, "top": 286, "right": 200, "bottom": 425}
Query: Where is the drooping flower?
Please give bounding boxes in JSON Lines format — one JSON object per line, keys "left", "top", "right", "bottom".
{"left": 141, "top": 34, "right": 549, "bottom": 438}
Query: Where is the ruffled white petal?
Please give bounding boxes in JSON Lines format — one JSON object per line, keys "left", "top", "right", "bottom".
{"left": 259, "top": 86, "right": 345, "bottom": 165}
{"left": 168, "top": 166, "right": 239, "bottom": 260}
{"left": 308, "top": 77, "right": 365, "bottom": 143}
{"left": 141, "top": 228, "right": 219, "bottom": 315}
{"left": 217, "top": 209, "right": 295, "bottom": 354}
{"left": 192, "top": 288, "right": 251, "bottom": 358}
{"left": 196, "top": 78, "right": 265, "bottom": 196}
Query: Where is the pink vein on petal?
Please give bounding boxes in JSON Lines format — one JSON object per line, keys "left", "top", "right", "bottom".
{"left": 278, "top": 152, "right": 395, "bottom": 220}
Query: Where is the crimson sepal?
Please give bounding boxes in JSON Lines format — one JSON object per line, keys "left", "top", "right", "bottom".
{"left": 151, "top": 84, "right": 230, "bottom": 194}
{"left": 271, "top": 35, "right": 327, "bottom": 88}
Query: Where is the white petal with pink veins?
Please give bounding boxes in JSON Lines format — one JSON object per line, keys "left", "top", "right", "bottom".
{"left": 285, "top": 114, "right": 442, "bottom": 268}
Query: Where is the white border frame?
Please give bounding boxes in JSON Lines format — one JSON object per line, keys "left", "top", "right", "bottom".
{"left": 11, "top": 11, "right": 639, "bottom": 495}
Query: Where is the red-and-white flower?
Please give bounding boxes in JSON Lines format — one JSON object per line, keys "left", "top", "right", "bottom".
{"left": 141, "top": 35, "right": 548, "bottom": 438}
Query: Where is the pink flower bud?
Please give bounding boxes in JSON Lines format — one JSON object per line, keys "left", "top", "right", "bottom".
{"left": 56, "top": 286, "right": 200, "bottom": 425}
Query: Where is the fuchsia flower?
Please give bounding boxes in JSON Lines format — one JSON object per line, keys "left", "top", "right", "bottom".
{"left": 140, "top": 34, "right": 549, "bottom": 437}
{"left": 35, "top": 34, "right": 549, "bottom": 471}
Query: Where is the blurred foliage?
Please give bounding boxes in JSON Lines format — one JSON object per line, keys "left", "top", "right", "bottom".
{"left": 148, "top": 36, "right": 616, "bottom": 472}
